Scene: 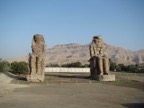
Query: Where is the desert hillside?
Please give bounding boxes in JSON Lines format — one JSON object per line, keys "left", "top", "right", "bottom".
{"left": 5, "top": 43, "right": 144, "bottom": 65}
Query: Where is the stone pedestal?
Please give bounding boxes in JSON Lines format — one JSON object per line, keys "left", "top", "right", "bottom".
{"left": 95, "top": 74, "right": 115, "bottom": 81}
{"left": 26, "top": 74, "right": 44, "bottom": 82}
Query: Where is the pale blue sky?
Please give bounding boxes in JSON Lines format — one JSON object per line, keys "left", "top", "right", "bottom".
{"left": 0, "top": 0, "right": 144, "bottom": 59}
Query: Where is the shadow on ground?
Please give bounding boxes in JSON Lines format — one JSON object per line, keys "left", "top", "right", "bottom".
{"left": 122, "top": 103, "right": 144, "bottom": 108}
{"left": 46, "top": 73, "right": 90, "bottom": 79}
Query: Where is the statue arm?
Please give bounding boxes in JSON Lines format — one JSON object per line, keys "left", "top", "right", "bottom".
{"left": 31, "top": 45, "right": 36, "bottom": 55}
{"left": 102, "top": 46, "right": 108, "bottom": 57}
{"left": 42, "top": 44, "right": 47, "bottom": 56}
{"left": 89, "top": 45, "right": 94, "bottom": 57}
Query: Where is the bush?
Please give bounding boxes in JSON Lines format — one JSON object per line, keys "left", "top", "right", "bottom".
{"left": 81, "top": 64, "right": 90, "bottom": 68}
{"left": 0, "top": 61, "right": 10, "bottom": 72}
{"left": 129, "top": 65, "right": 139, "bottom": 73}
{"left": 116, "top": 64, "right": 141, "bottom": 73}
{"left": 110, "top": 61, "right": 117, "bottom": 71}
{"left": 46, "top": 63, "right": 89, "bottom": 68}
{"left": 46, "top": 63, "right": 60, "bottom": 67}
{"left": 11, "top": 61, "right": 28, "bottom": 75}
{"left": 61, "top": 62, "right": 82, "bottom": 67}
{"left": 139, "top": 68, "right": 144, "bottom": 73}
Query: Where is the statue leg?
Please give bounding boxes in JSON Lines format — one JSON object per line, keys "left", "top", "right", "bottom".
{"left": 90, "top": 57, "right": 99, "bottom": 78}
{"left": 36, "top": 57, "right": 43, "bottom": 75}
{"left": 30, "top": 55, "right": 36, "bottom": 74}
{"left": 97, "top": 57, "right": 103, "bottom": 75}
{"left": 41, "top": 58, "right": 45, "bottom": 75}
{"left": 103, "top": 58, "right": 109, "bottom": 75}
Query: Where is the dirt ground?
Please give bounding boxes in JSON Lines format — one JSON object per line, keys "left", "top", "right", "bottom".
{"left": 0, "top": 72, "right": 144, "bottom": 108}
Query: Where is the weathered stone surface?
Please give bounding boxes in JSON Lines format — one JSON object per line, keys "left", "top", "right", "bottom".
{"left": 26, "top": 34, "right": 47, "bottom": 82}
{"left": 89, "top": 36, "right": 115, "bottom": 81}
{"left": 95, "top": 75, "right": 115, "bottom": 81}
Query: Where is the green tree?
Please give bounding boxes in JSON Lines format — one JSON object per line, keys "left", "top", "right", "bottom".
{"left": 46, "top": 63, "right": 60, "bottom": 67}
{"left": 11, "top": 61, "right": 28, "bottom": 74}
{"left": 81, "top": 64, "right": 90, "bottom": 68}
{"left": 117, "top": 64, "right": 125, "bottom": 71}
{"left": 61, "top": 62, "right": 82, "bottom": 67}
{"left": 0, "top": 61, "right": 10, "bottom": 72}
{"left": 117, "top": 64, "right": 140, "bottom": 73}
{"left": 129, "top": 65, "right": 139, "bottom": 73}
{"left": 139, "top": 68, "right": 144, "bottom": 73}
{"left": 110, "top": 60, "right": 117, "bottom": 71}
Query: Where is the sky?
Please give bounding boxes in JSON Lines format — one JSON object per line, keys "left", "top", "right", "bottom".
{"left": 0, "top": 0, "right": 144, "bottom": 59}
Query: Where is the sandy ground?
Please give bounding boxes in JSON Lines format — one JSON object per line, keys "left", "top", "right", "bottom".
{"left": 0, "top": 72, "right": 144, "bottom": 108}
{"left": 0, "top": 73, "right": 28, "bottom": 97}
{"left": 0, "top": 83, "right": 144, "bottom": 108}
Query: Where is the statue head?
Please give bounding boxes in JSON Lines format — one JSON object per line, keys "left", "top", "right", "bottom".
{"left": 31, "top": 34, "right": 46, "bottom": 56}
{"left": 92, "top": 36, "right": 103, "bottom": 46}
{"left": 33, "top": 34, "right": 45, "bottom": 45}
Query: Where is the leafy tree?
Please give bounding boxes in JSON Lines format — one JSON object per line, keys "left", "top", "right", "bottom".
{"left": 135, "top": 64, "right": 139, "bottom": 68}
{"left": 81, "top": 64, "right": 90, "bottom": 68}
{"left": 110, "top": 61, "right": 117, "bottom": 71}
{"left": 116, "top": 64, "right": 140, "bottom": 73}
{"left": 11, "top": 61, "right": 28, "bottom": 74}
{"left": 0, "top": 61, "right": 10, "bottom": 72}
{"left": 139, "top": 68, "right": 144, "bottom": 73}
{"left": 46, "top": 63, "right": 60, "bottom": 67}
{"left": 117, "top": 64, "right": 125, "bottom": 71}
{"left": 61, "top": 62, "right": 82, "bottom": 67}
{"left": 129, "top": 65, "right": 139, "bottom": 73}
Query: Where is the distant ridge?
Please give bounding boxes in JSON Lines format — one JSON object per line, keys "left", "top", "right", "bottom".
{"left": 5, "top": 43, "right": 144, "bottom": 65}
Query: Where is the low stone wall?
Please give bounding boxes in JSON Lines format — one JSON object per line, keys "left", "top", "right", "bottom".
{"left": 45, "top": 67, "right": 90, "bottom": 73}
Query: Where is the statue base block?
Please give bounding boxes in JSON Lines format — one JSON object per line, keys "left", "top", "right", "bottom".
{"left": 96, "top": 74, "right": 115, "bottom": 81}
{"left": 26, "top": 74, "right": 44, "bottom": 82}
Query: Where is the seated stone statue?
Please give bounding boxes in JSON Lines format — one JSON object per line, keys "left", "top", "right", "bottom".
{"left": 89, "top": 36, "right": 110, "bottom": 79}
{"left": 26, "top": 34, "right": 47, "bottom": 82}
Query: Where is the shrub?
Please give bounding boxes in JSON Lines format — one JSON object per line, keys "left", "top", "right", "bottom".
{"left": 11, "top": 61, "right": 28, "bottom": 75}
{"left": 116, "top": 63, "right": 141, "bottom": 73}
{"left": 0, "top": 61, "right": 10, "bottom": 72}
{"left": 139, "top": 68, "right": 144, "bottom": 73}
{"left": 81, "top": 64, "right": 90, "bottom": 68}
{"left": 129, "top": 65, "right": 139, "bottom": 73}
{"left": 110, "top": 61, "right": 117, "bottom": 71}
{"left": 46, "top": 63, "right": 60, "bottom": 67}
{"left": 61, "top": 62, "right": 82, "bottom": 67}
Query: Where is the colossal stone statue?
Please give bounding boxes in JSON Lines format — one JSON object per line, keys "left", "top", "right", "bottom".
{"left": 26, "top": 34, "right": 47, "bottom": 82}
{"left": 89, "top": 36, "right": 115, "bottom": 81}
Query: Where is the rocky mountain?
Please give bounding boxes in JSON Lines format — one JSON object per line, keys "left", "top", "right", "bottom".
{"left": 46, "top": 43, "right": 89, "bottom": 65}
{"left": 5, "top": 43, "right": 144, "bottom": 65}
